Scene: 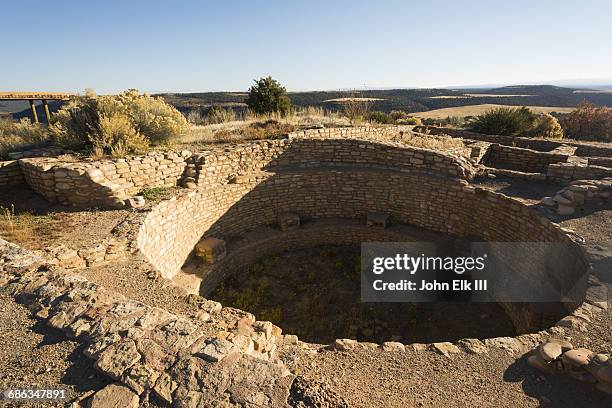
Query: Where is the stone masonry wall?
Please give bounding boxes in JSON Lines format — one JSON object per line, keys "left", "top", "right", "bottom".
{"left": 0, "top": 160, "right": 25, "bottom": 187}
{"left": 186, "top": 136, "right": 476, "bottom": 188}
{"left": 19, "top": 151, "right": 191, "bottom": 207}
{"left": 137, "top": 170, "right": 585, "bottom": 300}
{"left": 486, "top": 143, "right": 570, "bottom": 173}
{"left": 548, "top": 163, "right": 612, "bottom": 182}
{"left": 420, "top": 126, "right": 612, "bottom": 157}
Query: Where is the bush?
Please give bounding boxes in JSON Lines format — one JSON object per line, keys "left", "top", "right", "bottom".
{"left": 245, "top": 76, "right": 292, "bottom": 116}
{"left": 469, "top": 106, "right": 537, "bottom": 136}
{"left": 0, "top": 118, "right": 50, "bottom": 158}
{"left": 396, "top": 117, "right": 423, "bottom": 126}
{"left": 205, "top": 106, "right": 236, "bottom": 124}
{"left": 469, "top": 107, "right": 564, "bottom": 138}
{"left": 389, "top": 110, "right": 408, "bottom": 121}
{"left": 50, "top": 89, "right": 189, "bottom": 156}
{"left": 527, "top": 113, "right": 563, "bottom": 139}
{"left": 559, "top": 102, "right": 612, "bottom": 142}
{"left": 366, "top": 111, "right": 393, "bottom": 124}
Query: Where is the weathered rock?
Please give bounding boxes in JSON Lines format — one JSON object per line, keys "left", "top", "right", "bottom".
{"left": 527, "top": 354, "right": 557, "bottom": 375}
{"left": 562, "top": 348, "right": 593, "bottom": 368}
{"left": 333, "top": 338, "right": 358, "bottom": 351}
{"left": 557, "top": 204, "right": 575, "bottom": 216}
{"left": 483, "top": 337, "right": 524, "bottom": 355}
{"left": 197, "top": 338, "right": 239, "bottom": 362}
{"left": 595, "top": 365, "right": 612, "bottom": 384}
{"left": 88, "top": 383, "right": 139, "bottom": 408}
{"left": 431, "top": 342, "right": 460, "bottom": 357}
{"left": 153, "top": 372, "right": 178, "bottom": 404}
{"left": 94, "top": 339, "right": 141, "bottom": 380}
{"left": 123, "top": 364, "right": 160, "bottom": 395}
{"left": 538, "top": 341, "right": 562, "bottom": 362}
{"left": 382, "top": 342, "right": 405, "bottom": 352}
{"left": 458, "top": 338, "right": 487, "bottom": 354}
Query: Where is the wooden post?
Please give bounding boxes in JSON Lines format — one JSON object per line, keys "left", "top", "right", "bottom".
{"left": 29, "top": 99, "right": 39, "bottom": 124}
{"left": 42, "top": 99, "right": 51, "bottom": 123}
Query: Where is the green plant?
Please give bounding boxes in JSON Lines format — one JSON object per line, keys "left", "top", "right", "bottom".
{"left": 245, "top": 76, "right": 292, "bottom": 116}
{"left": 396, "top": 117, "right": 423, "bottom": 126}
{"left": 366, "top": 111, "right": 393, "bottom": 124}
{"left": 469, "top": 106, "right": 538, "bottom": 136}
{"left": 50, "top": 89, "right": 189, "bottom": 157}
{"left": 139, "top": 186, "right": 177, "bottom": 202}
{"left": 205, "top": 106, "right": 236, "bottom": 124}
{"left": 389, "top": 110, "right": 408, "bottom": 121}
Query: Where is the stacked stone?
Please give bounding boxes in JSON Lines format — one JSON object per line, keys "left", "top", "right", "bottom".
{"left": 420, "top": 126, "right": 612, "bottom": 158}
{"left": 528, "top": 340, "right": 612, "bottom": 395}
{"left": 42, "top": 238, "right": 128, "bottom": 269}
{"left": 0, "top": 238, "right": 292, "bottom": 407}
{"left": 18, "top": 151, "right": 191, "bottom": 208}
{"left": 548, "top": 162, "right": 612, "bottom": 182}
{"left": 588, "top": 156, "right": 612, "bottom": 167}
{"left": 0, "top": 160, "right": 25, "bottom": 187}
{"left": 485, "top": 143, "right": 569, "bottom": 173}
{"left": 541, "top": 178, "right": 612, "bottom": 215}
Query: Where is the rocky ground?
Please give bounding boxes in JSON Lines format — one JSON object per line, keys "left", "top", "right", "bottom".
{"left": 0, "top": 177, "right": 610, "bottom": 407}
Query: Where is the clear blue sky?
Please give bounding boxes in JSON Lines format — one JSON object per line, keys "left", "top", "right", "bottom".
{"left": 2, "top": 0, "right": 611, "bottom": 93}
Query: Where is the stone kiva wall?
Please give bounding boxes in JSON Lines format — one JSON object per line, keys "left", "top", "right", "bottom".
{"left": 137, "top": 138, "right": 588, "bottom": 334}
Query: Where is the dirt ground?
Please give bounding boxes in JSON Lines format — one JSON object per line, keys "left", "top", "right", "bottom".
{"left": 0, "top": 177, "right": 610, "bottom": 407}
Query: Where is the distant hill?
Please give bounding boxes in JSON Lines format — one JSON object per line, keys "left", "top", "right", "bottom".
{"left": 157, "top": 85, "right": 612, "bottom": 115}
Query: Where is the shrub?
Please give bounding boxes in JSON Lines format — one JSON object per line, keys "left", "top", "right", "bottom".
{"left": 528, "top": 113, "right": 563, "bottom": 139}
{"left": 0, "top": 118, "right": 50, "bottom": 158}
{"left": 50, "top": 89, "right": 189, "bottom": 156}
{"left": 469, "top": 106, "right": 538, "bottom": 136}
{"left": 205, "top": 106, "right": 236, "bottom": 124}
{"left": 390, "top": 110, "right": 408, "bottom": 121}
{"left": 366, "top": 111, "right": 393, "bottom": 124}
{"left": 396, "top": 117, "right": 423, "bottom": 126}
{"left": 245, "top": 76, "right": 292, "bottom": 116}
{"left": 559, "top": 102, "right": 612, "bottom": 142}
{"left": 469, "top": 107, "right": 564, "bottom": 138}
{"left": 340, "top": 95, "right": 372, "bottom": 125}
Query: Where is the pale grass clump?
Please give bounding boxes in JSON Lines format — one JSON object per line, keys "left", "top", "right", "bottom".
{"left": 0, "top": 118, "right": 50, "bottom": 158}
{"left": 0, "top": 204, "right": 33, "bottom": 244}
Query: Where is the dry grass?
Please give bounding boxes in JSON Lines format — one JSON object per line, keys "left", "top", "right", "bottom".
{"left": 176, "top": 107, "right": 350, "bottom": 147}
{"left": 0, "top": 204, "right": 63, "bottom": 246}
{"left": 412, "top": 104, "right": 574, "bottom": 119}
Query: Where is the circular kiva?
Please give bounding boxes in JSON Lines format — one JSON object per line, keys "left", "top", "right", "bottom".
{"left": 136, "top": 136, "right": 588, "bottom": 343}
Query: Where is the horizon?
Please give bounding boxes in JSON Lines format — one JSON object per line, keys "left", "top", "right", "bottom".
{"left": 2, "top": 0, "right": 612, "bottom": 94}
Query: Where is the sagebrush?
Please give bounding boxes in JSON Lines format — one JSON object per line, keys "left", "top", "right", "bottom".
{"left": 469, "top": 106, "right": 563, "bottom": 138}
{"left": 50, "top": 89, "right": 189, "bottom": 156}
{"left": 559, "top": 102, "right": 612, "bottom": 142}
{"left": 0, "top": 118, "right": 50, "bottom": 158}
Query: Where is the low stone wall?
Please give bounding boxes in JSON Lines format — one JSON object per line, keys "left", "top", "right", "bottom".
{"left": 420, "top": 126, "right": 612, "bottom": 157}
{"left": 548, "top": 163, "right": 612, "bottom": 182}
{"left": 186, "top": 136, "right": 475, "bottom": 188}
{"left": 19, "top": 151, "right": 191, "bottom": 207}
{"left": 0, "top": 160, "right": 24, "bottom": 187}
{"left": 588, "top": 157, "right": 612, "bottom": 167}
{"left": 486, "top": 143, "right": 569, "bottom": 173}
